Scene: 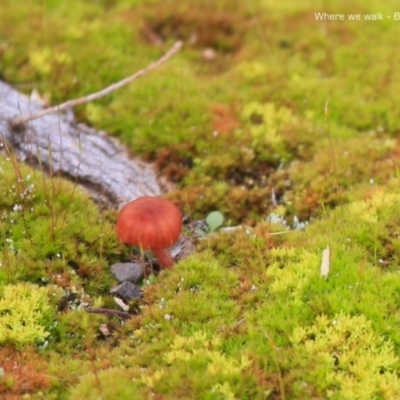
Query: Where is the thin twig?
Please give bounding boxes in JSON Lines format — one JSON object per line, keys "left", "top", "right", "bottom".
{"left": 85, "top": 307, "right": 133, "bottom": 320}
{"left": 10, "top": 41, "right": 183, "bottom": 127}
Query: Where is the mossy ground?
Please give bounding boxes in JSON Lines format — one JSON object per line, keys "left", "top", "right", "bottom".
{"left": 1, "top": 0, "right": 400, "bottom": 399}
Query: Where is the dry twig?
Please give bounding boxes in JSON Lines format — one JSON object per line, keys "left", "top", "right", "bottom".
{"left": 85, "top": 307, "right": 132, "bottom": 320}
{"left": 10, "top": 41, "right": 183, "bottom": 127}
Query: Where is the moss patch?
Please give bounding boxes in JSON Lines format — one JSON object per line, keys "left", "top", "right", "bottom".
{"left": 2, "top": 0, "right": 400, "bottom": 398}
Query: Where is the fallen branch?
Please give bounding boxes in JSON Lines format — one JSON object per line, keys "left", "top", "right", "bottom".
{"left": 0, "top": 80, "right": 162, "bottom": 207}
{"left": 10, "top": 40, "right": 183, "bottom": 127}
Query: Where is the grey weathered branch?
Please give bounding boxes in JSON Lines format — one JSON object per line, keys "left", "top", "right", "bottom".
{"left": 0, "top": 80, "right": 162, "bottom": 208}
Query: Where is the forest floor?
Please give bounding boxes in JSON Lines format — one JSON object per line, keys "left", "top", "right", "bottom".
{"left": 1, "top": 1, "right": 400, "bottom": 399}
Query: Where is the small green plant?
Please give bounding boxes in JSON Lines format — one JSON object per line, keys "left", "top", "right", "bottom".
{"left": 206, "top": 210, "right": 224, "bottom": 232}
{"left": 192, "top": 211, "right": 224, "bottom": 237}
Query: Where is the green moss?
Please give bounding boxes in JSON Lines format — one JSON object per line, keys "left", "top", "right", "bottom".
{"left": 3, "top": 0, "right": 400, "bottom": 223}
{"left": 0, "top": 153, "right": 122, "bottom": 392}
{"left": 282, "top": 135, "right": 396, "bottom": 220}
{"left": 0, "top": 153, "right": 118, "bottom": 292}
{"left": 137, "top": 253, "right": 241, "bottom": 333}
{"left": 240, "top": 101, "right": 299, "bottom": 163}
{"left": 290, "top": 313, "right": 400, "bottom": 399}
{"left": 267, "top": 247, "right": 320, "bottom": 304}
{"left": 69, "top": 367, "right": 147, "bottom": 400}
{"left": 0, "top": 283, "right": 57, "bottom": 347}
{"left": 136, "top": 331, "right": 253, "bottom": 398}
{"left": 2, "top": 0, "right": 400, "bottom": 398}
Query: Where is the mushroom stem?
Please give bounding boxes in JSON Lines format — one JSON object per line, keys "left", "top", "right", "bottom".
{"left": 152, "top": 248, "right": 175, "bottom": 269}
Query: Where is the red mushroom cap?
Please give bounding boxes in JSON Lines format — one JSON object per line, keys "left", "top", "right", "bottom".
{"left": 116, "top": 196, "right": 182, "bottom": 250}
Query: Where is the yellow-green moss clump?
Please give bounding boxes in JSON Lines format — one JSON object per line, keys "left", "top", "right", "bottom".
{"left": 0, "top": 283, "right": 56, "bottom": 347}
{"left": 69, "top": 368, "right": 146, "bottom": 400}
{"left": 291, "top": 313, "right": 400, "bottom": 399}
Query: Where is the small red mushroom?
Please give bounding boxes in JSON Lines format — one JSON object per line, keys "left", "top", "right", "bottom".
{"left": 116, "top": 196, "right": 182, "bottom": 269}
